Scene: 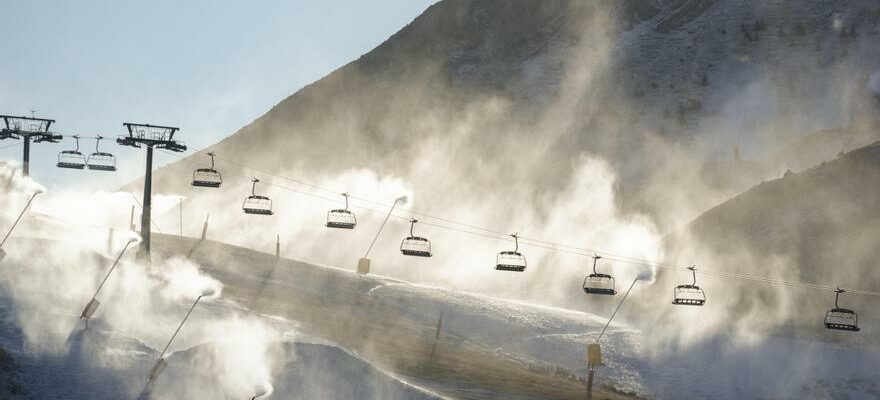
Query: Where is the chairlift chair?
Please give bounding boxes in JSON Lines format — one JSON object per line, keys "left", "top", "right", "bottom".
{"left": 86, "top": 136, "right": 117, "bottom": 171}
{"left": 400, "top": 219, "right": 432, "bottom": 257}
{"left": 326, "top": 192, "right": 357, "bottom": 229}
{"left": 242, "top": 178, "right": 273, "bottom": 215}
{"left": 824, "top": 288, "right": 860, "bottom": 332}
{"left": 192, "top": 151, "right": 222, "bottom": 188}
{"left": 583, "top": 255, "right": 616, "bottom": 295}
{"left": 57, "top": 135, "right": 87, "bottom": 169}
{"left": 496, "top": 233, "right": 527, "bottom": 272}
{"left": 672, "top": 266, "right": 706, "bottom": 306}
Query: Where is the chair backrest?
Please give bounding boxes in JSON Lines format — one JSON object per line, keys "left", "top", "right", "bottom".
{"left": 245, "top": 196, "right": 271, "bottom": 206}
{"left": 498, "top": 251, "right": 526, "bottom": 266}
{"left": 403, "top": 237, "right": 430, "bottom": 248}
{"left": 586, "top": 274, "right": 614, "bottom": 287}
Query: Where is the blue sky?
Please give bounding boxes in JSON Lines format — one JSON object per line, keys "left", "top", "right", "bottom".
{"left": 0, "top": 0, "right": 436, "bottom": 190}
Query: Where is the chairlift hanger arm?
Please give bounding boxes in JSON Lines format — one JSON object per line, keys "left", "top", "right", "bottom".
{"left": 342, "top": 192, "right": 351, "bottom": 211}
{"left": 834, "top": 288, "right": 845, "bottom": 308}
{"left": 251, "top": 178, "right": 260, "bottom": 196}
{"left": 592, "top": 254, "right": 602, "bottom": 274}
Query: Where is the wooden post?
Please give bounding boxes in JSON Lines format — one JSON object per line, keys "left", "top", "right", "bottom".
{"left": 275, "top": 234, "right": 280, "bottom": 258}
{"left": 200, "top": 214, "right": 209, "bottom": 240}
{"left": 129, "top": 205, "right": 136, "bottom": 231}
{"left": 179, "top": 197, "right": 183, "bottom": 237}
{"left": 586, "top": 343, "right": 602, "bottom": 400}
{"left": 428, "top": 311, "right": 443, "bottom": 361}
{"left": 586, "top": 363, "right": 594, "bottom": 400}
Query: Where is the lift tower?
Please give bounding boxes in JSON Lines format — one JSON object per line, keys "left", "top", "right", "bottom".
{"left": 0, "top": 115, "right": 62, "bottom": 176}
{"left": 118, "top": 123, "right": 186, "bottom": 262}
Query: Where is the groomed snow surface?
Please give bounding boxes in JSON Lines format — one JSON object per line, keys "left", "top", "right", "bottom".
{"left": 0, "top": 253, "right": 878, "bottom": 399}
{"left": 0, "top": 295, "right": 446, "bottom": 400}
{"left": 0, "top": 207, "right": 877, "bottom": 399}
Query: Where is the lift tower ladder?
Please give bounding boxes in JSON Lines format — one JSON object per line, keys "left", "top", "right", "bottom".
{"left": 117, "top": 123, "right": 187, "bottom": 262}
{"left": 0, "top": 115, "right": 63, "bottom": 176}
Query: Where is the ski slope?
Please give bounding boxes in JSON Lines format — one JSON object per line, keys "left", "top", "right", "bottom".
{"left": 0, "top": 202, "right": 878, "bottom": 399}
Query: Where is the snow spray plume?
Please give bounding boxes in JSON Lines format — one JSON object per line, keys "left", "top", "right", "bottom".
{"left": 870, "top": 71, "right": 880, "bottom": 98}
{"left": 0, "top": 175, "right": 285, "bottom": 399}
{"left": 146, "top": 316, "right": 281, "bottom": 400}
{"left": 141, "top": 0, "right": 662, "bottom": 314}
{"left": 135, "top": 0, "right": 877, "bottom": 357}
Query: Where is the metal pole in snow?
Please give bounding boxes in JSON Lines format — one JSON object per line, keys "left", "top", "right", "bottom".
{"left": 80, "top": 240, "right": 136, "bottom": 323}
{"left": 363, "top": 196, "right": 407, "bottom": 259}
{"left": 597, "top": 277, "right": 641, "bottom": 343}
{"left": 148, "top": 291, "right": 212, "bottom": 382}
{"left": 159, "top": 296, "right": 202, "bottom": 359}
{"left": 0, "top": 191, "right": 40, "bottom": 257}
{"left": 588, "top": 276, "right": 642, "bottom": 399}
{"left": 358, "top": 196, "right": 406, "bottom": 275}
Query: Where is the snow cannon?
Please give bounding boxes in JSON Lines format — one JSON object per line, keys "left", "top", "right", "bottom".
{"left": 148, "top": 358, "right": 168, "bottom": 382}
{"left": 81, "top": 298, "right": 100, "bottom": 319}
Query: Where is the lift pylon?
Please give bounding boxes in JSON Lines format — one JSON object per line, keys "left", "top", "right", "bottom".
{"left": 117, "top": 123, "right": 187, "bottom": 262}
{"left": 0, "top": 115, "right": 63, "bottom": 176}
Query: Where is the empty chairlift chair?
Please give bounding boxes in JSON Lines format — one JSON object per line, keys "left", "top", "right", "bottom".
{"left": 242, "top": 178, "right": 273, "bottom": 215}
{"left": 824, "top": 288, "right": 860, "bottom": 332}
{"left": 57, "top": 135, "right": 87, "bottom": 169}
{"left": 583, "top": 255, "right": 616, "bottom": 295}
{"left": 326, "top": 192, "right": 357, "bottom": 229}
{"left": 400, "top": 218, "right": 432, "bottom": 257}
{"left": 192, "top": 151, "right": 222, "bottom": 188}
{"left": 496, "top": 233, "right": 527, "bottom": 272}
{"left": 86, "top": 135, "right": 117, "bottom": 171}
{"left": 672, "top": 266, "right": 706, "bottom": 306}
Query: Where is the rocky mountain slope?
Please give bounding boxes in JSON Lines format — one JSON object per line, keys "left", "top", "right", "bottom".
{"left": 663, "top": 140, "right": 880, "bottom": 342}
{"left": 134, "top": 0, "right": 880, "bottom": 233}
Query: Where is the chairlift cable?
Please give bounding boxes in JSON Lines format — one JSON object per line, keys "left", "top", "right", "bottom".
{"left": 184, "top": 149, "right": 513, "bottom": 237}
{"left": 157, "top": 149, "right": 880, "bottom": 298}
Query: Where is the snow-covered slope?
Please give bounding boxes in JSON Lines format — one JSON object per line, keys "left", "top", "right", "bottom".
{"left": 0, "top": 205, "right": 879, "bottom": 399}
{"left": 151, "top": 233, "right": 880, "bottom": 400}
{"left": 3, "top": 164, "right": 879, "bottom": 399}
{"left": 0, "top": 297, "right": 445, "bottom": 400}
